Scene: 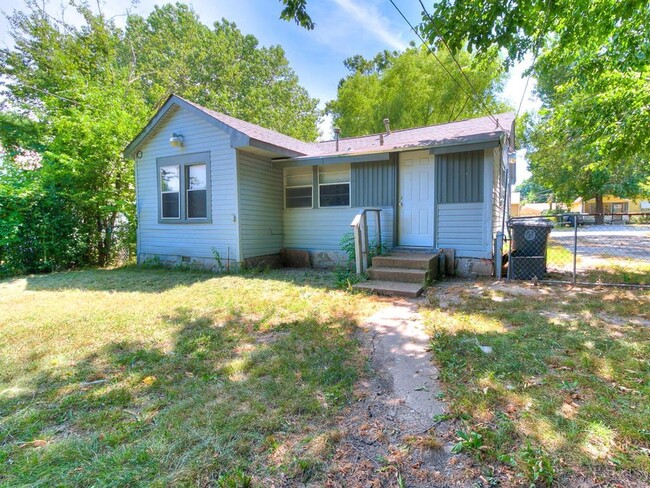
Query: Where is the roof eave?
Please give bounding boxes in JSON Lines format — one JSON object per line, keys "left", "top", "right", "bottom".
{"left": 274, "top": 132, "right": 504, "bottom": 167}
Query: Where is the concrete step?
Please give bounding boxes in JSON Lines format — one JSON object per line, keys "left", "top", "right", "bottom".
{"left": 372, "top": 252, "right": 439, "bottom": 271}
{"left": 353, "top": 280, "right": 424, "bottom": 298}
{"left": 368, "top": 267, "right": 428, "bottom": 284}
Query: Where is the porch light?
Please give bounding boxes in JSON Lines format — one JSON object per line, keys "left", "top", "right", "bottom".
{"left": 508, "top": 151, "right": 517, "bottom": 165}
{"left": 169, "top": 133, "right": 184, "bottom": 147}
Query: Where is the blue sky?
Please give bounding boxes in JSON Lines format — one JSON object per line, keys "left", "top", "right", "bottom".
{"left": 0, "top": 0, "right": 537, "bottom": 180}
{"left": 0, "top": 0, "right": 538, "bottom": 112}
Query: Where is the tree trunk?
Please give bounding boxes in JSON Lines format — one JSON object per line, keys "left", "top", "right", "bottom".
{"left": 595, "top": 194, "right": 604, "bottom": 224}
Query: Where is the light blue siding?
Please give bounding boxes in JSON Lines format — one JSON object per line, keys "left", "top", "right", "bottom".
{"left": 283, "top": 207, "right": 394, "bottom": 252}
{"left": 135, "top": 105, "right": 240, "bottom": 264}
{"left": 237, "top": 150, "right": 284, "bottom": 258}
{"left": 436, "top": 203, "right": 487, "bottom": 258}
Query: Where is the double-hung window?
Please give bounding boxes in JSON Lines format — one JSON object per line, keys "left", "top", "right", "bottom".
{"left": 157, "top": 152, "right": 210, "bottom": 223}
{"left": 319, "top": 164, "right": 350, "bottom": 207}
{"left": 285, "top": 166, "right": 313, "bottom": 208}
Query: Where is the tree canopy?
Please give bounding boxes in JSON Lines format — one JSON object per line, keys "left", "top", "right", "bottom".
{"left": 515, "top": 178, "right": 552, "bottom": 204}
{"left": 424, "top": 0, "right": 650, "bottom": 212}
{"left": 326, "top": 45, "right": 510, "bottom": 137}
{"left": 0, "top": 2, "right": 319, "bottom": 275}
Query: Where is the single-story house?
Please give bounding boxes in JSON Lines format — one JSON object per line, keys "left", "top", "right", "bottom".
{"left": 570, "top": 196, "right": 650, "bottom": 221}
{"left": 124, "top": 95, "right": 515, "bottom": 275}
{"left": 509, "top": 193, "right": 556, "bottom": 217}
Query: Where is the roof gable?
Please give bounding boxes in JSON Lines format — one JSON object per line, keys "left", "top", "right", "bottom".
{"left": 124, "top": 94, "right": 316, "bottom": 159}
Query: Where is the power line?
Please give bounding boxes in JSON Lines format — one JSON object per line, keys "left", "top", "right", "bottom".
{"left": 388, "top": 0, "right": 501, "bottom": 128}
{"left": 515, "top": 0, "right": 552, "bottom": 117}
{"left": 417, "top": 0, "right": 502, "bottom": 128}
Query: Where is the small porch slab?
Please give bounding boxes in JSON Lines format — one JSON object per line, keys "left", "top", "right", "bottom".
{"left": 353, "top": 280, "right": 424, "bottom": 298}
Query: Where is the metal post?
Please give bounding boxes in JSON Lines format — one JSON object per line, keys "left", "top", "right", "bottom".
{"left": 353, "top": 219, "right": 363, "bottom": 275}
{"left": 361, "top": 213, "right": 369, "bottom": 272}
{"left": 572, "top": 215, "right": 578, "bottom": 285}
{"left": 495, "top": 232, "right": 504, "bottom": 280}
{"left": 375, "top": 210, "right": 382, "bottom": 255}
{"left": 506, "top": 225, "right": 512, "bottom": 281}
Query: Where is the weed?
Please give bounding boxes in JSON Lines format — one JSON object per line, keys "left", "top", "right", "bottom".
{"left": 217, "top": 468, "right": 253, "bottom": 488}
{"left": 451, "top": 430, "right": 484, "bottom": 454}
{"left": 518, "top": 442, "right": 555, "bottom": 486}
{"left": 333, "top": 267, "right": 366, "bottom": 290}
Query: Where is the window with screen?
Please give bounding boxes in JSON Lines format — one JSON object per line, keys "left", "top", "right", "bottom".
{"left": 160, "top": 165, "right": 180, "bottom": 219}
{"left": 157, "top": 153, "right": 210, "bottom": 223}
{"left": 186, "top": 164, "right": 207, "bottom": 219}
{"left": 285, "top": 166, "right": 313, "bottom": 208}
{"left": 319, "top": 164, "right": 350, "bottom": 207}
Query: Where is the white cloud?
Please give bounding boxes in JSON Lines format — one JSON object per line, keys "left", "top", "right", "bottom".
{"left": 331, "top": 0, "right": 407, "bottom": 51}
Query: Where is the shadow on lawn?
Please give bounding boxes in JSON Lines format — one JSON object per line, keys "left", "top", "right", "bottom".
{"left": 425, "top": 291, "right": 650, "bottom": 485}
{"left": 20, "top": 266, "right": 336, "bottom": 294}
{"left": 0, "top": 305, "right": 360, "bottom": 486}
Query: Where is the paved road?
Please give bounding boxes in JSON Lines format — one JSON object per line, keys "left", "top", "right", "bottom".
{"left": 550, "top": 224, "right": 650, "bottom": 260}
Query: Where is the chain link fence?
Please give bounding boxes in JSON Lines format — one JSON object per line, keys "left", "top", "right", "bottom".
{"left": 501, "top": 213, "right": 650, "bottom": 288}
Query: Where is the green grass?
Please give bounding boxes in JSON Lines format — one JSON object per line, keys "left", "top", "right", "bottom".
{"left": 0, "top": 267, "right": 379, "bottom": 486}
{"left": 546, "top": 241, "right": 650, "bottom": 285}
{"left": 423, "top": 284, "right": 650, "bottom": 485}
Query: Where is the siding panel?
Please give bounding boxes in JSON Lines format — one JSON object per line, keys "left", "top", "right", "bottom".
{"left": 284, "top": 207, "right": 394, "bottom": 252}
{"left": 436, "top": 150, "right": 484, "bottom": 203}
{"left": 437, "top": 203, "right": 487, "bottom": 258}
{"left": 237, "top": 151, "right": 284, "bottom": 258}
{"left": 351, "top": 156, "right": 397, "bottom": 207}
{"left": 136, "top": 105, "right": 240, "bottom": 262}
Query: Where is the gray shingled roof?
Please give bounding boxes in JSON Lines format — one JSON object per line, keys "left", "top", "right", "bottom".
{"left": 125, "top": 94, "right": 515, "bottom": 159}
{"left": 316, "top": 113, "right": 515, "bottom": 157}
{"left": 181, "top": 98, "right": 317, "bottom": 156}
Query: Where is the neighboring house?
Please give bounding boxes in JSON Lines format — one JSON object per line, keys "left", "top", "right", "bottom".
{"left": 124, "top": 95, "right": 515, "bottom": 275}
{"left": 509, "top": 192, "right": 554, "bottom": 217}
{"left": 571, "top": 196, "right": 648, "bottom": 214}
{"left": 570, "top": 196, "right": 650, "bottom": 222}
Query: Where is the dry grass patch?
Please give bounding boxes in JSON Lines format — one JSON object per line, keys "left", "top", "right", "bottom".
{"left": 422, "top": 281, "right": 650, "bottom": 486}
{"left": 0, "top": 267, "right": 380, "bottom": 486}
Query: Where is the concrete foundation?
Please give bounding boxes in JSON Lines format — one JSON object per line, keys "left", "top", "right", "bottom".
{"left": 455, "top": 257, "right": 494, "bottom": 278}
{"left": 138, "top": 253, "right": 238, "bottom": 272}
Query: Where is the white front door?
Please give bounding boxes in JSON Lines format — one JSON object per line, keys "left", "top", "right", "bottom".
{"left": 398, "top": 154, "right": 435, "bottom": 246}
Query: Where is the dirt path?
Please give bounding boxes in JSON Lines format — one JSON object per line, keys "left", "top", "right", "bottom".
{"left": 324, "top": 299, "right": 478, "bottom": 487}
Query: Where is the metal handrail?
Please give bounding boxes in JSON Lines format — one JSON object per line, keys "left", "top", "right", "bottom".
{"left": 350, "top": 208, "right": 382, "bottom": 274}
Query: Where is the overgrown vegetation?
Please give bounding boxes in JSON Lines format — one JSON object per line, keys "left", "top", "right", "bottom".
{"left": 423, "top": 283, "right": 650, "bottom": 485}
{"left": 0, "top": 267, "right": 379, "bottom": 485}
{"left": 0, "top": 2, "right": 319, "bottom": 276}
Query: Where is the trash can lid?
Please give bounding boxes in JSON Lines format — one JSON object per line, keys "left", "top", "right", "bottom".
{"left": 508, "top": 218, "right": 554, "bottom": 228}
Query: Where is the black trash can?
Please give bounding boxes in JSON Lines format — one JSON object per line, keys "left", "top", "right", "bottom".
{"left": 508, "top": 219, "right": 554, "bottom": 280}
{"left": 509, "top": 219, "right": 554, "bottom": 256}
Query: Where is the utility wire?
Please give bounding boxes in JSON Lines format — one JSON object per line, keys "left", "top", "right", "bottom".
{"left": 515, "top": 0, "right": 552, "bottom": 116}
{"left": 417, "top": 0, "right": 503, "bottom": 129}
{"left": 388, "top": 0, "right": 500, "bottom": 127}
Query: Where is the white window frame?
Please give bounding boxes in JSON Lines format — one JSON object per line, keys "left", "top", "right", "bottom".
{"left": 284, "top": 166, "right": 314, "bottom": 209}
{"left": 318, "top": 164, "right": 351, "bottom": 208}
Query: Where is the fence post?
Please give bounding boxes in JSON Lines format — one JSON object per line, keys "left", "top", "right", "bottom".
{"left": 572, "top": 215, "right": 578, "bottom": 285}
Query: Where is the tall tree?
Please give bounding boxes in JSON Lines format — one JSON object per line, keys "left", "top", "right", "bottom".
{"left": 420, "top": 0, "right": 650, "bottom": 194}
{"left": 326, "top": 45, "right": 510, "bottom": 137}
{"left": 0, "top": 2, "right": 319, "bottom": 273}
{"left": 125, "top": 4, "right": 319, "bottom": 141}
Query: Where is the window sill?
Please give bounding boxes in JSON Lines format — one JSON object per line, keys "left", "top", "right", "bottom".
{"left": 158, "top": 219, "right": 213, "bottom": 224}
